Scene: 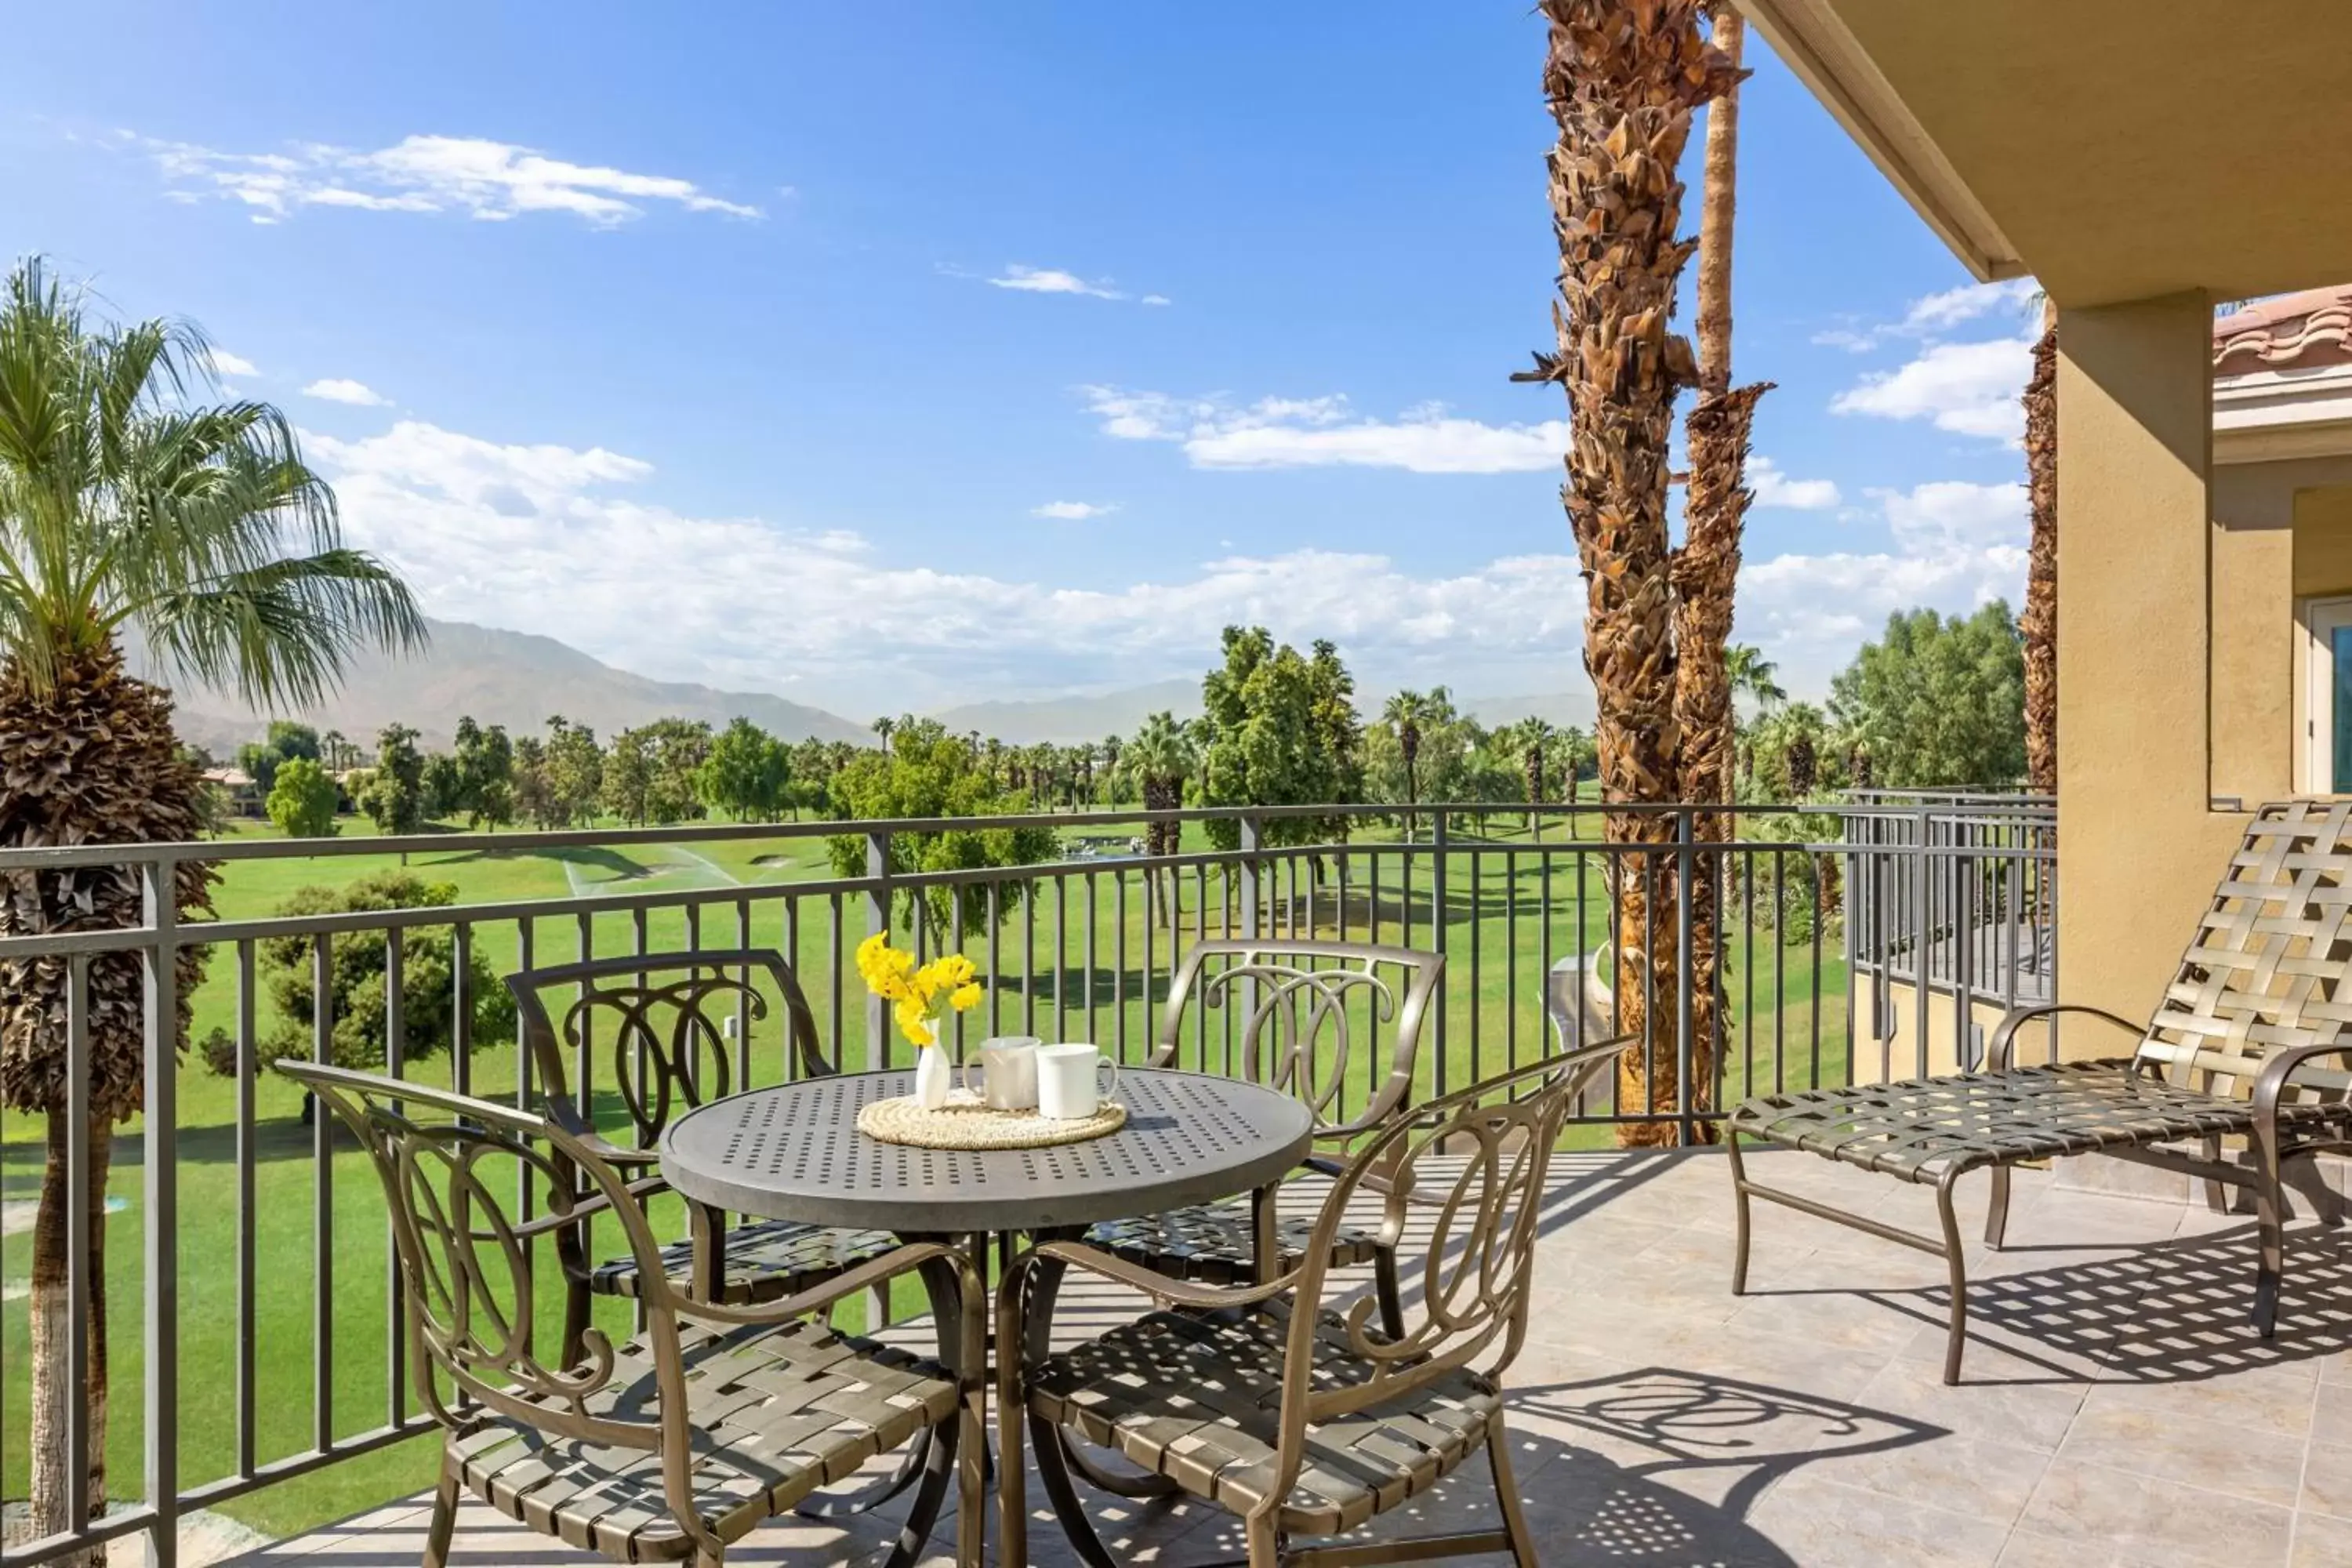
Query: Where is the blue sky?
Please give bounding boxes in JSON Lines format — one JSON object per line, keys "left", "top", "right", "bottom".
{"left": 4, "top": 2, "right": 2037, "bottom": 719}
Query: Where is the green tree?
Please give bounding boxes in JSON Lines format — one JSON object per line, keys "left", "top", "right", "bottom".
{"left": 452, "top": 715, "right": 515, "bottom": 829}
{"left": 357, "top": 723, "right": 429, "bottom": 838}
{"left": 510, "top": 735, "right": 555, "bottom": 828}
{"left": 601, "top": 728, "right": 652, "bottom": 824}
{"left": 237, "top": 719, "right": 321, "bottom": 793}
{"left": 1379, "top": 689, "right": 1438, "bottom": 839}
{"left": 264, "top": 755, "right": 339, "bottom": 838}
{"left": 543, "top": 714, "right": 602, "bottom": 826}
{"left": 699, "top": 717, "right": 792, "bottom": 821}
{"left": 1830, "top": 604, "right": 2027, "bottom": 789}
{"left": 0, "top": 257, "right": 421, "bottom": 1553}
{"left": 256, "top": 872, "right": 511, "bottom": 1074}
{"left": 1198, "top": 626, "right": 1363, "bottom": 853}
{"left": 637, "top": 717, "right": 713, "bottom": 824}
{"left": 826, "top": 719, "right": 1057, "bottom": 944}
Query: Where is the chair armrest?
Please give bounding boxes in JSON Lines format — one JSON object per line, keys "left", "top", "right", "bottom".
{"left": 1985, "top": 1004, "right": 2143, "bottom": 1073}
{"left": 1006, "top": 1238, "right": 1301, "bottom": 1316}
{"left": 2253, "top": 1044, "right": 2352, "bottom": 1128}
{"left": 680, "top": 1239, "right": 982, "bottom": 1340}
{"left": 506, "top": 1172, "right": 672, "bottom": 1241}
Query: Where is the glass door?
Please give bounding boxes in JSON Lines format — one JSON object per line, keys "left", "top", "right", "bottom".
{"left": 2307, "top": 597, "right": 2352, "bottom": 794}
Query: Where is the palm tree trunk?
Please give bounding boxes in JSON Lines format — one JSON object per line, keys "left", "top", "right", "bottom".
{"left": 2022, "top": 299, "right": 2059, "bottom": 797}
{"left": 1675, "top": 384, "right": 1766, "bottom": 1145}
{"left": 1530, "top": 0, "right": 1737, "bottom": 1149}
{"left": 29, "top": 1111, "right": 110, "bottom": 1568}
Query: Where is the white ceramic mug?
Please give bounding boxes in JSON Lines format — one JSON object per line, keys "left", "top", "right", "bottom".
{"left": 1036, "top": 1043, "right": 1120, "bottom": 1120}
{"left": 964, "top": 1036, "right": 1040, "bottom": 1111}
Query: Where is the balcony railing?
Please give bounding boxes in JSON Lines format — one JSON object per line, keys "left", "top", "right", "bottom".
{"left": 0, "top": 797, "right": 2055, "bottom": 1566}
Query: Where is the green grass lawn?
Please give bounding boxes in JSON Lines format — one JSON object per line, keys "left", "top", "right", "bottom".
{"left": 0, "top": 811, "right": 1851, "bottom": 1537}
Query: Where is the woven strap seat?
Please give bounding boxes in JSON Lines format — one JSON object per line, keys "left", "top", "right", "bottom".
{"left": 587, "top": 1218, "right": 900, "bottom": 1305}
{"left": 1027, "top": 1304, "right": 1501, "bottom": 1537}
{"left": 1729, "top": 1058, "right": 2352, "bottom": 1185}
{"left": 1086, "top": 1201, "right": 1381, "bottom": 1284}
{"left": 449, "top": 1317, "right": 958, "bottom": 1563}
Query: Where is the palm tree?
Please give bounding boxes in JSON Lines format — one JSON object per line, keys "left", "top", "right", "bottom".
{"left": 1128, "top": 711, "right": 1194, "bottom": 925}
{"left": 2022, "top": 295, "right": 2058, "bottom": 797}
{"left": 1725, "top": 644, "right": 1785, "bottom": 716}
{"left": 870, "top": 715, "right": 895, "bottom": 750}
{"left": 1381, "top": 689, "right": 1434, "bottom": 841}
{"left": 1524, "top": 2, "right": 1737, "bottom": 1148}
{"left": 1517, "top": 717, "right": 1555, "bottom": 837}
{"left": 1100, "top": 731, "right": 1123, "bottom": 804}
{"left": 0, "top": 257, "right": 423, "bottom": 1556}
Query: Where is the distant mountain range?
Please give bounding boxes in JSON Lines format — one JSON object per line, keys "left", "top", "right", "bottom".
{"left": 926, "top": 679, "right": 1203, "bottom": 746}
{"left": 147, "top": 617, "right": 870, "bottom": 756}
{"left": 142, "top": 615, "right": 1598, "bottom": 757}
{"left": 1463, "top": 690, "right": 1598, "bottom": 731}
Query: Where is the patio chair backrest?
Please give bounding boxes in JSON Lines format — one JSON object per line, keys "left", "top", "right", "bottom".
{"left": 2140, "top": 800, "right": 2352, "bottom": 1093}
{"left": 1260, "top": 1054, "right": 1573, "bottom": 1493}
{"left": 278, "top": 1061, "right": 694, "bottom": 1459}
{"left": 1148, "top": 938, "right": 1442, "bottom": 1138}
{"left": 506, "top": 949, "right": 830, "bottom": 1150}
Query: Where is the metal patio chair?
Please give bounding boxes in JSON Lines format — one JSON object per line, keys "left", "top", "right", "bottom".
{"left": 506, "top": 950, "right": 900, "bottom": 1356}
{"left": 1084, "top": 939, "right": 1444, "bottom": 1341}
{"left": 280, "top": 1061, "right": 982, "bottom": 1568}
{"left": 998, "top": 1051, "right": 1595, "bottom": 1568}
{"left": 1728, "top": 799, "right": 2352, "bottom": 1381}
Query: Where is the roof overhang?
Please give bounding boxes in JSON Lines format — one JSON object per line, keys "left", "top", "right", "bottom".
{"left": 1737, "top": 1, "right": 2352, "bottom": 307}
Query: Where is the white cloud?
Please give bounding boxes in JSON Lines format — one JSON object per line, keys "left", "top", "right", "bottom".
{"left": 988, "top": 266, "right": 1127, "bottom": 300}
{"left": 1080, "top": 386, "right": 1568, "bottom": 475}
{"left": 127, "top": 132, "right": 760, "bottom": 226}
{"left": 1032, "top": 500, "right": 1117, "bottom": 521}
{"left": 1140, "top": 294, "right": 1172, "bottom": 307}
{"left": 1736, "top": 480, "right": 2026, "bottom": 680}
{"left": 1812, "top": 278, "right": 2039, "bottom": 352}
{"left": 206, "top": 348, "right": 259, "bottom": 378}
{"left": 302, "top": 418, "right": 1598, "bottom": 710}
{"left": 303, "top": 377, "right": 390, "bottom": 407}
{"left": 1830, "top": 336, "right": 2033, "bottom": 443}
{"left": 1748, "top": 456, "right": 1840, "bottom": 510}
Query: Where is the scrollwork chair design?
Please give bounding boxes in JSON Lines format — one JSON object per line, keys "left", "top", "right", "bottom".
{"left": 1000, "top": 1053, "right": 1585, "bottom": 1568}
{"left": 278, "top": 1061, "right": 982, "bottom": 1568}
{"left": 1087, "top": 938, "right": 1443, "bottom": 1340}
{"left": 506, "top": 950, "right": 898, "bottom": 1360}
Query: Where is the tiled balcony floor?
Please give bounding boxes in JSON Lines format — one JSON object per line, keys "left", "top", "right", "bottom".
{"left": 223, "top": 1148, "right": 2352, "bottom": 1567}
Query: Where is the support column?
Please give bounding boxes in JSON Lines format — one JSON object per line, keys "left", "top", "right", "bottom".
{"left": 2054, "top": 291, "right": 2237, "bottom": 1050}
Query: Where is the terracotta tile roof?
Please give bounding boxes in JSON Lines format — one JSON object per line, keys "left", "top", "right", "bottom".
{"left": 2214, "top": 285, "right": 2352, "bottom": 372}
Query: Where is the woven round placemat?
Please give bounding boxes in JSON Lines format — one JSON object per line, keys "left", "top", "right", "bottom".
{"left": 855, "top": 1087, "right": 1128, "bottom": 1150}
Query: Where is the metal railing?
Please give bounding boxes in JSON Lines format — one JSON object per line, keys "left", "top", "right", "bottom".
{"left": 0, "top": 797, "right": 2055, "bottom": 1566}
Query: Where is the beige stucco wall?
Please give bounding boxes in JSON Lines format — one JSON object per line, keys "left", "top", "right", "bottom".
{"left": 2210, "top": 460, "right": 2352, "bottom": 801}
{"left": 2055, "top": 293, "right": 2245, "bottom": 1051}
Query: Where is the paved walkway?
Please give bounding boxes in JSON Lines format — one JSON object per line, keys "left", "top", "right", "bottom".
{"left": 224, "top": 1148, "right": 2352, "bottom": 1567}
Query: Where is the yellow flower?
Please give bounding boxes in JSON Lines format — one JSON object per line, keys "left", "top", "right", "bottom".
{"left": 858, "top": 934, "right": 917, "bottom": 1003}
{"left": 949, "top": 982, "right": 984, "bottom": 1012}
{"left": 894, "top": 996, "right": 936, "bottom": 1047}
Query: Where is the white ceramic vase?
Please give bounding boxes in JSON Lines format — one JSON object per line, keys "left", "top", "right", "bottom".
{"left": 913, "top": 1045, "right": 953, "bottom": 1110}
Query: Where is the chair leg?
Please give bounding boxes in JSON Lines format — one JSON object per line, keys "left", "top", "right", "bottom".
{"left": 1374, "top": 1244, "right": 1406, "bottom": 1343}
{"left": 1244, "top": 1509, "right": 1282, "bottom": 1568}
{"left": 1486, "top": 1424, "right": 1538, "bottom": 1568}
{"left": 2201, "top": 1134, "right": 2233, "bottom": 1214}
{"left": 1936, "top": 1173, "right": 1970, "bottom": 1385}
{"left": 1032, "top": 1414, "right": 1122, "bottom": 1568}
{"left": 1726, "top": 1129, "right": 1753, "bottom": 1296}
{"left": 422, "top": 1455, "right": 459, "bottom": 1568}
{"left": 2252, "top": 1119, "right": 2286, "bottom": 1336}
{"left": 1983, "top": 1164, "right": 2011, "bottom": 1250}
{"left": 885, "top": 1412, "right": 959, "bottom": 1568}
{"left": 691, "top": 1548, "right": 722, "bottom": 1568}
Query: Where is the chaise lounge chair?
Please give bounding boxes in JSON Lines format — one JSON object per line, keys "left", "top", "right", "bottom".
{"left": 1726, "top": 799, "right": 2352, "bottom": 1381}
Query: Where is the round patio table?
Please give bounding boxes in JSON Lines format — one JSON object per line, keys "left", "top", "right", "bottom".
{"left": 659, "top": 1066, "right": 1315, "bottom": 1240}
{"left": 661, "top": 1068, "right": 1313, "bottom": 1567}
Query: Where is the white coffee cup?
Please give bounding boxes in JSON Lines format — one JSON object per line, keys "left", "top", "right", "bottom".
{"left": 1036, "top": 1043, "right": 1120, "bottom": 1120}
{"left": 964, "top": 1036, "right": 1040, "bottom": 1111}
